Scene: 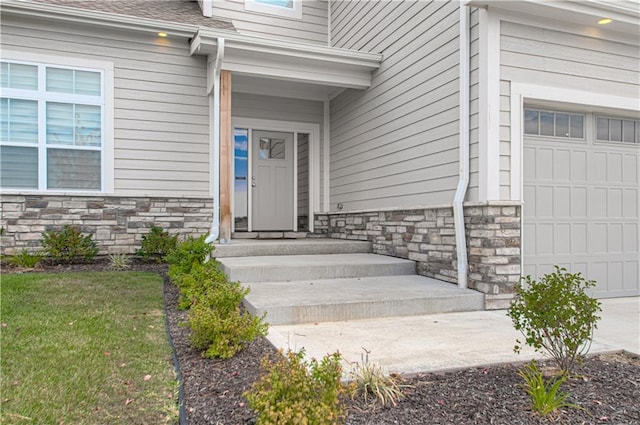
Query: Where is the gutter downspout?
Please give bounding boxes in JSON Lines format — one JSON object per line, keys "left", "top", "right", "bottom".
{"left": 453, "top": 3, "right": 470, "bottom": 289}
{"left": 205, "top": 37, "right": 225, "bottom": 244}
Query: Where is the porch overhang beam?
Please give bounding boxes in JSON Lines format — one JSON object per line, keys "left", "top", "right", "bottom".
{"left": 190, "top": 30, "right": 382, "bottom": 90}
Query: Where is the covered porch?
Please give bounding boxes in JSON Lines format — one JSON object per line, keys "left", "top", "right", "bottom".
{"left": 189, "top": 30, "right": 382, "bottom": 242}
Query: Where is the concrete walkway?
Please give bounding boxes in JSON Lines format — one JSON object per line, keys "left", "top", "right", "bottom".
{"left": 267, "top": 296, "right": 639, "bottom": 375}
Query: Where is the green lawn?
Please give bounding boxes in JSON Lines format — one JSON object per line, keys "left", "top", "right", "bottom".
{"left": 0, "top": 272, "right": 178, "bottom": 424}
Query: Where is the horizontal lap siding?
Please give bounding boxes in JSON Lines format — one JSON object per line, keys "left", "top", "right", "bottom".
{"left": 1, "top": 16, "right": 210, "bottom": 198}
{"left": 212, "top": 0, "right": 328, "bottom": 44}
{"left": 500, "top": 21, "right": 640, "bottom": 98}
{"left": 330, "top": 0, "right": 460, "bottom": 211}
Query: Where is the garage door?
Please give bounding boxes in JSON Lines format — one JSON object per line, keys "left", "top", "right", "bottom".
{"left": 523, "top": 108, "right": 640, "bottom": 298}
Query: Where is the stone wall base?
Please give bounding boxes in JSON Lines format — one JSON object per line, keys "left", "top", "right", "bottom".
{"left": 314, "top": 202, "right": 522, "bottom": 309}
{"left": 1, "top": 194, "right": 213, "bottom": 255}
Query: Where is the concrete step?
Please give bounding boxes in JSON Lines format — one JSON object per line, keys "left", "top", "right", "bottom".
{"left": 218, "top": 253, "right": 414, "bottom": 283}
{"left": 213, "top": 239, "right": 372, "bottom": 258}
{"left": 243, "top": 275, "right": 485, "bottom": 325}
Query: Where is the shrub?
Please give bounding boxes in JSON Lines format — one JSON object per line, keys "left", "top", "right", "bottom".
{"left": 41, "top": 225, "right": 98, "bottom": 263}
{"left": 8, "top": 248, "right": 44, "bottom": 268}
{"left": 136, "top": 225, "right": 178, "bottom": 263}
{"left": 245, "top": 349, "right": 347, "bottom": 425}
{"left": 188, "top": 299, "right": 267, "bottom": 359}
{"left": 349, "top": 349, "right": 405, "bottom": 407}
{"left": 108, "top": 252, "right": 130, "bottom": 270}
{"left": 518, "top": 360, "right": 579, "bottom": 416}
{"left": 507, "top": 266, "right": 602, "bottom": 375}
{"left": 165, "top": 233, "right": 214, "bottom": 276}
{"left": 172, "top": 260, "right": 228, "bottom": 310}
{"left": 187, "top": 277, "right": 267, "bottom": 358}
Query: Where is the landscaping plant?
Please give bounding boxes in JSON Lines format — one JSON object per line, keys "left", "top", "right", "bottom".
{"left": 245, "top": 349, "right": 347, "bottom": 425}
{"left": 41, "top": 225, "right": 98, "bottom": 263}
{"left": 165, "top": 233, "right": 214, "bottom": 278}
{"left": 349, "top": 349, "right": 405, "bottom": 407}
{"left": 136, "top": 225, "right": 178, "bottom": 263}
{"left": 107, "top": 252, "right": 130, "bottom": 270}
{"left": 518, "top": 360, "right": 579, "bottom": 416}
{"left": 8, "top": 248, "right": 44, "bottom": 268}
{"left": 507, "top": 266, "right": 602, "bottom": 375}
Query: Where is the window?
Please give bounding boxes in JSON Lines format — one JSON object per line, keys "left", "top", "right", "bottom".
{"left": 244, "top": 0, "right": 302, "bottom": 19}
{"left": 0, "top": 60, "right": 105, "bottom": 191}
{"left": 524, "top": 108, "right": 584, "bottom": 139}
{"left": 596, "top": 116, "right": 640, "bottom": 144}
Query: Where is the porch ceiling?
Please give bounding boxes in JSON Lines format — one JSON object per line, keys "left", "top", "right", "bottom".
{"left": 190, "top": 29, "right": 382, "bottom": 98}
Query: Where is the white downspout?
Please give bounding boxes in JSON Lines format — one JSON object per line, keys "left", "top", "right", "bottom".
{"left": 453, "top": 3, "right": 470, "bottom": 289}
{"left": 205, "top": 38, "right": 225, "bottom": 244}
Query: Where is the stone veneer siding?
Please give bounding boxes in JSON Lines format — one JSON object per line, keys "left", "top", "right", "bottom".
{"left": 0, "top": 195, "right": 213, "bottom": 255}
{"left": 314, "top": 202, "right": 522, "bottom": 309}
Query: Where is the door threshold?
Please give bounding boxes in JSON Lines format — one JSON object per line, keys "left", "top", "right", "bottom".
{"left": 232, "top": 231, "right": 309, "bottom": 239}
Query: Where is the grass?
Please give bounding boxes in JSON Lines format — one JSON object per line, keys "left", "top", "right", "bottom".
{"left": 0, "top": 272, "right": 178, "bottom": 424}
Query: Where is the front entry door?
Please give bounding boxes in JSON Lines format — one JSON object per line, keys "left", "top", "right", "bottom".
{"left": 251, "top": 130, "right": 294, "bottom": 231}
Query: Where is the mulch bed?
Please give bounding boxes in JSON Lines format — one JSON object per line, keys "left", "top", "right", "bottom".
{"left": 5, "top": 260, "right": 640, "bottom": 424}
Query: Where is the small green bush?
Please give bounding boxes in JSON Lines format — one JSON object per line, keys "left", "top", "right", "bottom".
{"left": 188, "top": 298, "right": 267, "bottom": 359}
{"left": 136, "top": 225, "right": 178, "bottom": 263}
{"left": 41, "top": 225, "right": 98, "bottom": 263}
{"left": 245, "top": 349, "right": 347, "bottom": 425}
{"left": 518, "top": 360, "right": 579, "bottom": 416}
{"left": 172, "top": 260, "right": 228, "bottom": 310}
{"left": 8, "top": 248, "right": 44, "bottom": 268}
{"left": 507, "top": 266, "right": 602, "bottom": 375}
{"left": 165, "top": 233, "right": 214, "bottom": 277}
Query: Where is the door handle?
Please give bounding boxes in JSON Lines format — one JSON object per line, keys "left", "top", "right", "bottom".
{"left": 252, "top": 183, "right": 256, "bottom": 187}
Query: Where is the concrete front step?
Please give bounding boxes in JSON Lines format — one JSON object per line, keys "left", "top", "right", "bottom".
{"left": 219, "top": 253, "right": 415, "bottom": 283}
{"left": 213, "top": 239, "right": 372, "bottom": 258}
{"left": 243, "top": 275, "right": 485, "bottom": 325}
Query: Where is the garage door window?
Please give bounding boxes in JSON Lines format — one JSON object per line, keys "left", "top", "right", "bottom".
{"left": 596, "top": 116, "right": 640, "bottom": 144}
{"left": 524, "top": 109, "right": 584, "bottom": 139}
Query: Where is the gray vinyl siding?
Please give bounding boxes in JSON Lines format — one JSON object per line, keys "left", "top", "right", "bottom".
{"left": 212, "top": 0, "right": 328, "bottom": 45}
{"left": 1, "top": 15, "right": 210, "bottom": 198}
{"left": 329, "top": 1, "right": 461, "bottom": 211}
{"left": 232, "top": 93, "right": 325, "bottom": 209}
{"left": 468, "top": 8, "right": 480, "bottom": 202}
{"left": 500, "top": 20, "right": 640, "bottom": 100}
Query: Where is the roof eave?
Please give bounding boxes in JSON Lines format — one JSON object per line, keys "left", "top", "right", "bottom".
{"left": 190, "top": 30, "right": 382, "bottom": 90}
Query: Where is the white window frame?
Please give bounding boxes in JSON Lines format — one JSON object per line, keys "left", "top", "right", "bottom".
{"left": 1, "top": 50, "right": 114, "bottom": 194}
{"left": 244, "top": 0, "right": 303, "bottom": 19}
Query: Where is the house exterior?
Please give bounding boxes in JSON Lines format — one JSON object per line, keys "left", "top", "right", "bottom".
{"left": 1, "top": 0, "right": 638, "bottom": 307}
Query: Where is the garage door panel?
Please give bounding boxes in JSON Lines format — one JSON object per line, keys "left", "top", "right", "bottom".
{"left": 554, "top": 149, "right": 571, "bottom": 180}
{"left": 572, "top": 223, "right": 587, "bottom": 254}
{"left": 607, "top": 152, "right": 623, "bottom": 182}
{"left": 623, "top": 223, "right": 638, "bottom": 251}
{"left": 555, "top": 223, "right": 571, "bottom": 254}
{"left": 537, "top": 148, "right": 554, "bottom": 179}
{"left": 622, "top": 154, "right": 638, "bottom": 183}
{"left": 591, "top": 152, "right": 607, "bottom": 182}
{"left": 623, "top": 188, "right": 638, "bottom": 217}
{"left": 590, "top": 187, "right": 607, "bottom": 217}
{"left": 571, "top": 150, "right": 587, "bottom": 180}
{"left": 572, "top": 186, "right": 587, "bottom": 216}
{"left": 523, "top": 110, "right": 639, "bottom": 298}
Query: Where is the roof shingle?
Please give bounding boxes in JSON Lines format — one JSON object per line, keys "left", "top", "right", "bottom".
{"left": 29, "top": 0, "right": 236, "bottom": 31}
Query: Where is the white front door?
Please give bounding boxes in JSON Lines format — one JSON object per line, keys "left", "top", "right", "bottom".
{"left": 251, "top": 130, "right": 294, "bottom": 231}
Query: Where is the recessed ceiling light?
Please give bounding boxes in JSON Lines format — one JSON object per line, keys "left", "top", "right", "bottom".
{"left": 158, "top": 32, "right": 168, "bottom": 37}
{"left": 597, "top": 18, "right": 612, "bottom": 25}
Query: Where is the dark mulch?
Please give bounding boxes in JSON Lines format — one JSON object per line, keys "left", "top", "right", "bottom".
{"left": 6, "top": 261, "right": 640, "bottom": 424}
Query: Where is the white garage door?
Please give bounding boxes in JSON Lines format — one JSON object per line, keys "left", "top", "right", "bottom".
{"left": 523, "top": 108, "right": 640, "bottom": 298}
